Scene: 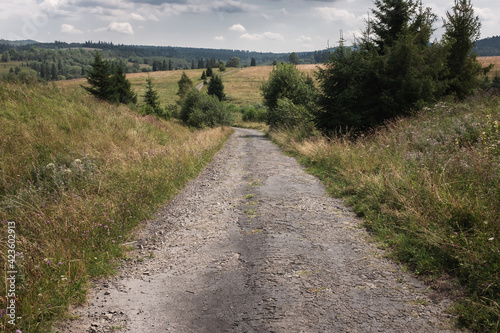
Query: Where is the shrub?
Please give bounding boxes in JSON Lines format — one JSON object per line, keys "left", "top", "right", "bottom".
{"left": 180, "top": 89, "right": 233, "bottom": 128}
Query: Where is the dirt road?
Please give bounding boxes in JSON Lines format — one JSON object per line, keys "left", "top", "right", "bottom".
{"left": 58, "top": 128, "right": 461, "bottom": 332}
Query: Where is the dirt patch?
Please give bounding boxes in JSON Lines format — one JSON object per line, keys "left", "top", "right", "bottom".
{"left": 56, "top": 128, "right": 462, "bottom": 332}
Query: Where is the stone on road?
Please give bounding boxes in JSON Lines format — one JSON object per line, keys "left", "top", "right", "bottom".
{"left": 58, "top": 128, "right": 460, "bottom": 332}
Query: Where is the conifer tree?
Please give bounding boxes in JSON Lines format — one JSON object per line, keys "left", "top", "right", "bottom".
{"left": 251, "top": 57, "right": 257, "bottom": 66}
{"left": 207, "top": 74, "right": 225, "bottom": 101}
{"left": 83, "top": 51, "right": 112, "bottom": 100}
{"left": 177, "top": 71, "right": 193, "bottom": 101}
{"left": 111, "top": 65, "right": 137, "bottom": 104}
{"left": 206, "top": 65, "right": 213, "bottom": 77}
{"left": 143, "top": 77, "right": 162, "bottom": 115}
{"left": 443, "top": 0, "right": 484, "bottom": 99}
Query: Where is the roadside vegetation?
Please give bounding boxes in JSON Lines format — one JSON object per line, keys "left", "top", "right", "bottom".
{"left": 0, "top": 81, "right": 232, "bottom": 332}
{"left": 256, "top": 0, "right": 499, "bottom": 331}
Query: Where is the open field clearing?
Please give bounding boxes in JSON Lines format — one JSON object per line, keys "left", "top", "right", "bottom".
{"left": 478, "top": 56, "right": 500, "bottom": 78}
{"left": 56, "top": 64, "right": 319, "bottom": 107}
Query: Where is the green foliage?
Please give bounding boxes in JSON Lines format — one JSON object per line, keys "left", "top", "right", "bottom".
{"left": 251, "top": 57, "right": 257, "bottom": 66}
{"left": 111, "top": 65, "right": 137, "bottom": 104}
{"left": 226, "top": 57, "right": 240, "bottom": 68}
{"left": 241, "top": 104, "right": 267, "bottom": 122}
{"left": 206, "top": 65, "right": 213, "bottom": 77}
{"left": 142, "top": 77, "right": 165, "bottom": 118}
{"left": 177, "top": 71, "right": 193, "bottom": 101}
{"left": 260, "top": 62, "right": 316, "bottom": 122}
{"left": 289, "top": 52, "right": 299, "bottom": 64}
{"left": 219, "top": 63, "right": 227, "bottom": 72}
{"left": 180, "top": 89, "right": 233, "bottom": 128}
{"left": 207, "top": 74, "right": 225, "bottom": 101}
{"left": 443, "top": 0, "right": 485, "bottom": 99}
{"left": 83, "top": 51, "right": 113, "bottom": 101}
{"left": 83, "top": 51, "right": 136, "bottom": 105}
{"left": 201, "top": 70, "right": 207, "bottom": 80}
{"left": 268, "top": 98, "right": 315, "bottom": 130}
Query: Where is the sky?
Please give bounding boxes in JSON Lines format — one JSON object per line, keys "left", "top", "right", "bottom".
{"left": 0, "top": 0, "right": 499, "bottom": 53}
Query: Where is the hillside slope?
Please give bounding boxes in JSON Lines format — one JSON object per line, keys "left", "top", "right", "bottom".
{"left": 0, "top": 82, "right": 232, "bottom": 332}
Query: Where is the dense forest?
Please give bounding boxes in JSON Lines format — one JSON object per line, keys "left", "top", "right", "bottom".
{"left": 474, "top": 35, "right": 500, "bottom": 55}
{"left": 0, "top": 40, "right": 330, "bottom": 81}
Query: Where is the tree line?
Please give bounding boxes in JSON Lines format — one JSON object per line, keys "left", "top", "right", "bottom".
{"left": 260, "top": 0, "right": 496, "bottom": 133}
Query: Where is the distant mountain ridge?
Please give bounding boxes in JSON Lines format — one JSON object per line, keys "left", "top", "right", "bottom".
{"left": 474, "top": 36, "right": 500, "bottom": 56}
{"left": 0, "top": 39, "right": 39, "bottom": 46}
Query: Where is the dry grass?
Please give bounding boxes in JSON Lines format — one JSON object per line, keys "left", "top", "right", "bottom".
{"left": 0, "top": 82, "right": 232, "bottom": 332}
{"left": 478, "top": 56, "right": 500, "bottom": 78}
{"left": 270, "top": 94, "right": 500, "bottom": 331}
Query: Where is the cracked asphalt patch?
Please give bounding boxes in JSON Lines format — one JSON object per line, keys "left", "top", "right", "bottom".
{"left": 57, "top": 128, "right": 462, "bottom": 333}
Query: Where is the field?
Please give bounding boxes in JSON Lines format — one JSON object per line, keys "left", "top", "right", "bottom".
{"left": 478, "top": 56, "right": 500, "bottom": 78}
{"left": 56, "top": 64, "right": 320, "bottom": 107}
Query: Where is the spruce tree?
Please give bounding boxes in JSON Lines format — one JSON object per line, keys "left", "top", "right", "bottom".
{"left": 443, "top": 0, "right": 484, "bottom": 99}
{"left": 251, "top": 57, "right": 257, "bottom": 66}
{"left": 206, "top": 65, "right": 213, "bottom": 77}
{"left": 177, "top": 72, "right": 193, "bottom": 101}
{"left": 83, "top": 51, "right": 112, "bottom": 100}
{"left": 143, "top": 77, "right": 162, "bottom": 115}
{"left": 111, "top": 65, "right": 137, "bottom": 104}
{"left": 207, "top": 74, "right": 225, "bottom": 101}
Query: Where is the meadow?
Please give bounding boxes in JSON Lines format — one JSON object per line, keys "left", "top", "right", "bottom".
{"left": 0, "top": 81, "right": 232, "bottom": 332}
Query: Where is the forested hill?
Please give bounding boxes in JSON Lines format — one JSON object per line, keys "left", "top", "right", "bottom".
{"left": 474, "top": 35, "right": 500, "bottom": 56}
{"left": 0, "top": 40, "right": 330, "bottom": 66}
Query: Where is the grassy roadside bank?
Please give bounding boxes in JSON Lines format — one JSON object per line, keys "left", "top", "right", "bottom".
{"left": 270, "top": 93, "right": 499, "bottom": 332}
{"left": 0, "top": 82, "right": 232, "bottom": 332}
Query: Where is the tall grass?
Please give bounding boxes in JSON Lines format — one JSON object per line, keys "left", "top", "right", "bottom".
{"left": 271, "top": 93, "right": 499, "bottom": 332}
{"left": 0, "top": 82, "right": 232, "bottom": 332}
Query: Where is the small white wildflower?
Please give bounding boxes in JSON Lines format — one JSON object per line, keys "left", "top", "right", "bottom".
{"left": 46, "top": 163, "right": 55, "bottom": 169}
{"left": 73, "top": 159, "right": 82, "bottom": 164}
{"left": 488, "top": 237, "right": 494, "bottom": 241}
{"left": 63, "top": 169, "right": 72, "bottom": 174}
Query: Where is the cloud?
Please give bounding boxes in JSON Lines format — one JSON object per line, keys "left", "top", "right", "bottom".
{"left": 97, "top": 22, "right": 134, "bottom": 35}
{"left": 212, "top": 0, "right": 255, "bottom": 13}
{"left": 294, "top": 35, "right": 312, "bottom": 42}
{"left": 61, "top": 23, "right": 82, "bottom": 33}
{"left": 316, "top": 7, "right": 357, "bottom": 22}
{"left": 229, "top": 23, "right": 246, "bottom": 32}
{"left": 131, "top": 13, "right": 146, "bottom": 21}
{"left": 214, "top": 35, "right": 225, "bottom": 41}
{"left": 240, "top": 32, "right": 284, "bottom": 41}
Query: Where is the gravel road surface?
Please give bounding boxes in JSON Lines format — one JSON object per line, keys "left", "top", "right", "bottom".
{"left": 58, "top": 127, "right": 461, "bottom": 332}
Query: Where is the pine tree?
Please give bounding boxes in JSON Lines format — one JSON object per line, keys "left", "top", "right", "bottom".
{"left": 206, "top": 65, "right": 213, "bottom": 77}
{"left": 201, "top": 71, "right": 207, "bottom": 80}
{"left": 83, "top": 51, "right": 113, "bottom": 100}
{"left": 443, "top": 0, "right": 483, "bottom": 99}
{"left": 251, "top": 57, "right": 257, "bottom": 66}
{"left": 371, "top": 0, "right": 416, "bottom": 53}
{"left": 111, "top": 65, "right": 137, "bottom": 104}
{"left": 207, "top": 74, "right": 225, "bottom": 101}
{"left": 143, "top": 77, "right": 162, "bottom": 115}
{"left": 51, "top": 63, "right": 58, "bottom": 80}
{"left": 177, "top": 71, "right": 193, "bottom": 101}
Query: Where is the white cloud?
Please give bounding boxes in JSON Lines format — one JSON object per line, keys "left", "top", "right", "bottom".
{"left": 61, "top": 23, "right": 82, "bottom": 33}
{"left": 214, "top": 35, "right": 225, "bottom": 41}
{"left": 131, "top": 13, "right": 146, "bottom": 21}
{"left": 229, "top": 23, "right": 246, "bottom": 32}
{"left": 294, "top": 35, "right": 312, "bottom": 42}
{"left": 240, "top": 32, "right": 284, "bottom": 41}
{"left": 97, "top": 22, "right": 134, "bottom": 35}
{"left": 316, "top": 7, "right": 357, "bottom": 23}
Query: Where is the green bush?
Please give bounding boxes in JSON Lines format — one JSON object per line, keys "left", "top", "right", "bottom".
{"left": 241, "top": 104, "right": 267, "bottom": 122}
{"left": 180, "top": 89, "right": 233, "bottom": 128}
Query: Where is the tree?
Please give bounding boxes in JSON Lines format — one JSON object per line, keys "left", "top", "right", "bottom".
{"left": 261, "top": 62, "right": 316, "bottom": 112}
{"left": 111, "top": 65, "right": 137, "bottom": 104}
{"left": 206, "top": 65, "right": 213, "bottom": 77}
{"left": 201, "top": 71, "right": 207, "bottom": 80}
{"left": 51, "top": 63, "right": 58, "bottom": 80}
{"left": 251, "top": 57, "right": 257, "bottom": 66}
{"left": 443, "top": 0, "right": 484, "bottom": 99}
{"left": 371, "top": 0, "right": 417, "bottom": 53}
{"left": 2, "top": 52, "right": 10, "bottom": 62}
{"left": 177, "top": 71, "right": 193, "bottom": 101}
{"left": 207, "top": 74, "right": 225, "bottom": 101}
{"left": 83, "top": 51, "right": 113, "bottom": 100}
{"left": 226, "top": 57, "right": 240, "bottom": 68}
{"left": 289, "top": 52, "right": 299, "bottom": 64}
{"left": 143, "top": 77, "right": 162, "bottom": 116}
